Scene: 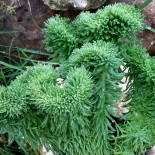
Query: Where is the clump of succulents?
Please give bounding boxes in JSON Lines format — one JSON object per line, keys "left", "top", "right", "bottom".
{"left": 1, "top": 3, "right": 154, "bottom": 155}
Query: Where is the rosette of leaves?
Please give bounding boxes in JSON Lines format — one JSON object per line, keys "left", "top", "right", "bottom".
{"left": 43, "top": 15, "right": 79, "bottom": 61}
{"left": 0, "top": 65, "right": 59, "bottom": 119}
{"left": 0, "top": 82, "right": 28, "bottom": 118}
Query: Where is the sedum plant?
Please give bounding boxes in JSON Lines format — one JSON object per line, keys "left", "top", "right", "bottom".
{"left": 43, "top": 3, "right": 143, "bottom": 62}
{"left": 0, "top": 2, "right": 154, "bottom": 155}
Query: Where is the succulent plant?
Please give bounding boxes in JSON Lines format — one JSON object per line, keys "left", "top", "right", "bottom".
{"left": 1, "top": 3, "right": 153, "bottom": 155}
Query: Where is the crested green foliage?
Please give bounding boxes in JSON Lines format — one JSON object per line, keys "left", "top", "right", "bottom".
{"left": 1, "top": 2, "right": 154, "bottom": 155}
{"left": 0, "top": 82, "right": 27, "bottom": 118}
{"left": 73, "top": 3, "right": 144, "bottom": 43}
{"left": 0, "top": 64, "right": 94, "bottom": 154}
{"left": 0, "top": 41, "right": 123, "bottom": 154}
{"left": 43, "top": 15, "right": 79, "bottom": 60}
{"left": 62, "top": 41, "right": 123, "bottom": 154}
{"left": 43, "top": 3, "right": 144, "bottom": 62}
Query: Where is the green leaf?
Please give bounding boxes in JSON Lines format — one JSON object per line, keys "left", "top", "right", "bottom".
{"left": 138, "top": 0, "right": 153, "bottom": 9}
{"left": 0, "top": 61, "right": 23, "bottom": 71}
{"left": 145, "top": 26, "right": 155, "bottom": 33}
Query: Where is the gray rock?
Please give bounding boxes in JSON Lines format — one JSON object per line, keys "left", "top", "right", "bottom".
{"left": 42, "top": 0, "right": 107, "bottom": 10}
{"left": 145, "top": 146, "right": 155, "bottom": 155}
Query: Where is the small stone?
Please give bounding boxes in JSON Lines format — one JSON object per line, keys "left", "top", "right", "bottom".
{"left": 42, "top": 0, "right": 107, "bottom": 10}
{"left": 47, "top": 150, "right": 54, "bottom": 155}
{"left": 145, "top": 146, "right": 155, "bottom": 155}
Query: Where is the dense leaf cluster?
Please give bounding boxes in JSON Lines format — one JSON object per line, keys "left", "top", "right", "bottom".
{"left": 1, "top": 2, "right": 154, "bottom": 155}
{"left": 43, "top": 3, "right": 143, "bottom": 61}
{"left": 0, "top": 41, "right": 123, "bottom": 154}
{"left": 114, "top": 44, "right": 155, "bottom": 154}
